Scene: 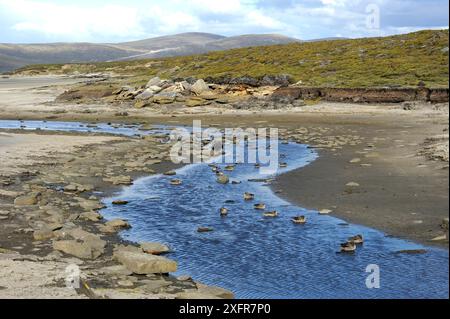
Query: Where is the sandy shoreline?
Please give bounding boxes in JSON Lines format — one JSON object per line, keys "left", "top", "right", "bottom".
{"left": 0, "top": 75, "right": 448, "bottom": 298}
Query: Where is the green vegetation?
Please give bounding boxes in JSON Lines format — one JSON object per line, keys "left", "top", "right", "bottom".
{"left": 15, "top": 30, "right": 449, "bottom": 88}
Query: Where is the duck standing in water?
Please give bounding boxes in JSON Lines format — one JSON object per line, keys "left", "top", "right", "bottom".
{"left": 219, "top": 207, "right": 228, "bottom": 216}
{"left": 340, "top": 241, "right": 357, "bottom": 252}
{"left": 170, "top": 179, "right": 182, "bottom": 186}
{"left": 254, "top": 203, "right": 266, "bottom": 210}
{"left": 244, "top": 192, "right": 255, "bottom": 201}
{"left": 224, "top": 165, "right": 235, "bottom": 171}
{"left": 263, "top": 211, "right": 279, "bottom": 218}
{"left": 348, "top": 234, "right": 364, "bottom": 244}
{"left": 292, "top": 215, "right": 307, "bottom": 224}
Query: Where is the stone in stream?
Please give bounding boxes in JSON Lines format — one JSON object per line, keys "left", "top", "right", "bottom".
{"left": 349, "top": 158, "right": 361, "bottom": 163}
{"left": 114, "top": 250, "right": 177, "bottom": 274}
{"left": 163, "top": 170, "right": 177, "bottom": 176}
{"left": 395, "top": 249, "right": 427, "bottom": 255}
{"left": 112, "top": 200, "right": 129, "bottom": 205}
{"left": 140, "top": 242, "right": 170, "bottom": 255}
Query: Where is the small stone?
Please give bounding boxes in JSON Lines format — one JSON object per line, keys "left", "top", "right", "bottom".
{"left": 319, "top": 209, "right": 332, "bottom": 215}
{"left": 346, "top": 182, "right": 360, "bottom": 187}
{"left": 79, "top": 211, "right": 103, "bottom": 222}
{"left": 33, "top": 228, "right": 55, "bottom": 241}
{"left": 431, "top": 235, "right": 447, "bottom": 241}
{"left": 14, "top": 193, "right": 40, "bottom": 206}
{"left": 177, "top": 275, "right": 192, "bottom": 281}
{"left": 117, "top": 280, "right": 135, "bottom": 288}
{"left": 395, "top": 249, "right": 427, "bottom": 255}
{"left": 349, "top": 158, "right": 361, "bottom": 163}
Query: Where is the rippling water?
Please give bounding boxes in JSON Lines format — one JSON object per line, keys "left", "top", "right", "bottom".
{"left": 2, "top": 120, "right": 448, "bottom": 298}
{"left": 102, "top": 143, "right": 449, "bottom": 299}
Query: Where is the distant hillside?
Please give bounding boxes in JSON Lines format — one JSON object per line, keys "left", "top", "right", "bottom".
{"left": 14, "top": 30, "right": 449, "bottom": 88}
{"left": 119, "top": 32, "right": 226, "bottom": 50}
{"left": 0, "top": 32, "right": 300, "bottom": 73}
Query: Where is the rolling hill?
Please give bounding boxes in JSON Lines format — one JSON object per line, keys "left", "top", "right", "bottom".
{"left": 0, "top": 32, "right": 300, "bottom": 73}
{"left": 15, "top": 29, "right": 448, "bottom": 88}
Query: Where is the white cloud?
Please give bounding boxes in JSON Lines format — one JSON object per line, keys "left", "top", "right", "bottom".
{"left": 1, "top": 0, "right": 146, "bottom": 41}
{"left": 246, "top": 11, "right": 284, "bottom": 29}
{"left": 0, "top": 0, "right": 447, "bottom": 43}
{"left": 188, "top": 0, "right": 243, "bottom": 14}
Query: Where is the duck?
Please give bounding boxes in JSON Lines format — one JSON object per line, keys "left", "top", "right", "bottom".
{"left": 254, "top": 203, "right": 266, "bottom": 210}
{"left": 348, "top": 234, "right": 364, "bottom": 244}
{"left": 263, "top": 211, "right": 279, "bottom": 218}
{"left": 340, "top": 241, "right": 357, "bottom": 253}
{"left": 219, "top": 207, "right": 228, "bottom": 216}
{"left": 170, "top": 179, "right": 183, "bottom": 186}
{"left": 244, "top": 192, "right": 255, "bottom": 201}
{"left": 112, "top": 200, "right": 129, "bottom": 205}
{"left": 211, "top": 166, "right": 219, "bottom": 173}
{"left": 291, "top": 215, "right": 306, "bottom": 224}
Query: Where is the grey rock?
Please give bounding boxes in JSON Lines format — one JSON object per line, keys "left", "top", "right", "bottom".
{"left": 114, "top": 250, "right": 177, "bottom": 274}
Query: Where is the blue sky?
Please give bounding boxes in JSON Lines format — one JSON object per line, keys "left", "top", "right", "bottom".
{"left": 0, "top": 0, "right": 448, "bottom": 43}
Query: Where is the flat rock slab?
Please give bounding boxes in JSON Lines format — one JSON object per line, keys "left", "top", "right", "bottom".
{"left": 114, "top": 250, "right": 177, "bottom": 275}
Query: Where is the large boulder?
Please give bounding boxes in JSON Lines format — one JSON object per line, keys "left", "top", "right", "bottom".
{"left": 53, "top": 240, "right": 95, "bottom": 259}
{"left": 114, "top": 250, "right": 177, "bottom": 274}
{"left": 57, "top": 228, "right": 107, "bottom": 258}
{"left": 152, "top": 94, "right": 176, "bottom": 105}
{"left": 145, "top": 77, "right": 162, "bottom": 88}
{"left": 135, "top": 89, "right": 155, "bottom": 100}
{"left": 191, "top": 79, "right": 210, "bottom": 95}
{"left": 105, "top": 219, "right": 131, "bottom": 230}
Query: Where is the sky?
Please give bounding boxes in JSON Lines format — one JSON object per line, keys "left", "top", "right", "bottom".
{"left": 0, "top": 0, "right": 448, "bottom": 43}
